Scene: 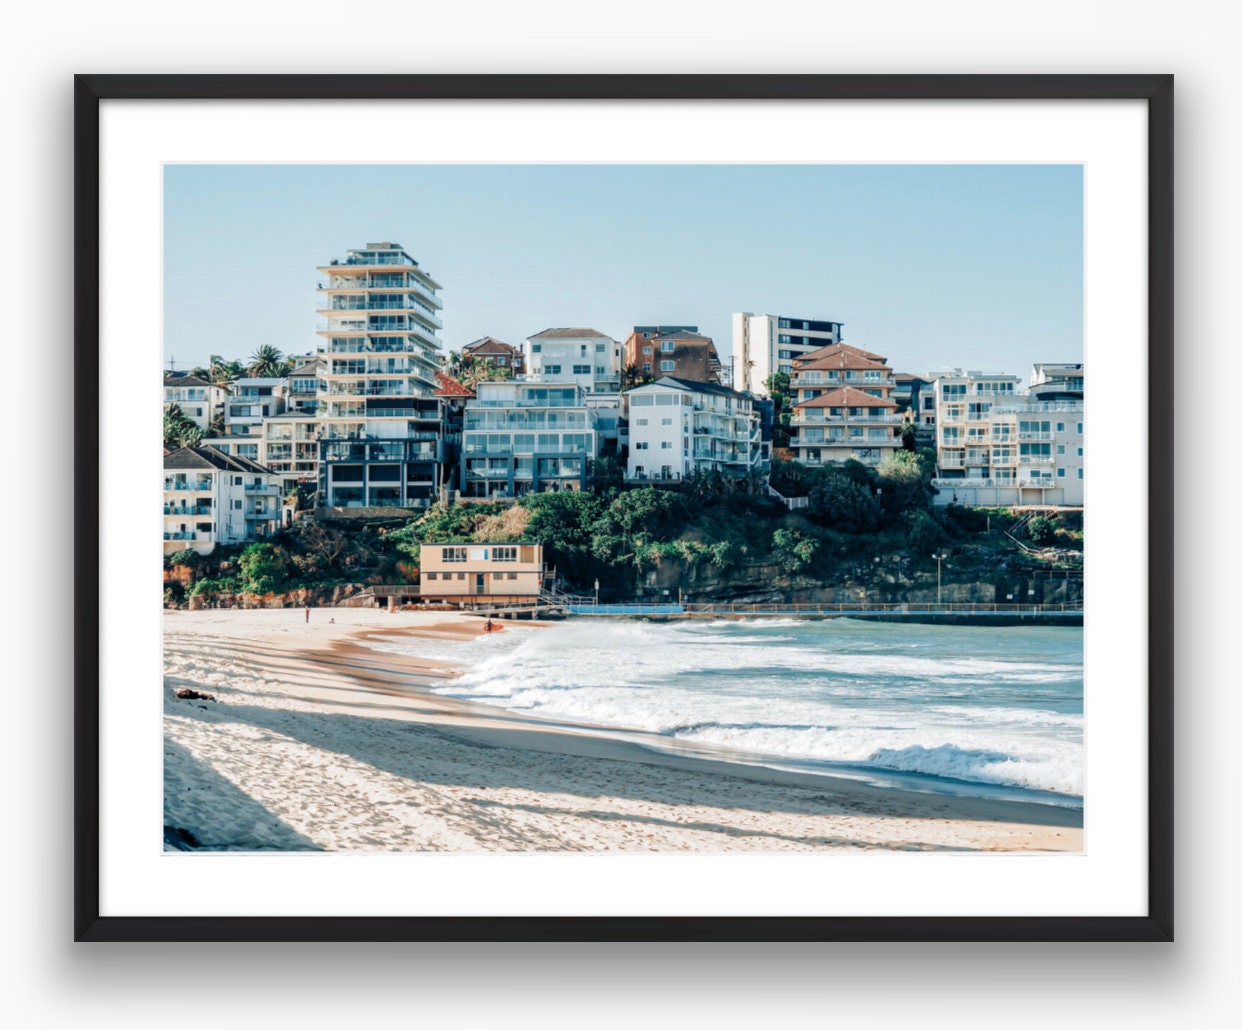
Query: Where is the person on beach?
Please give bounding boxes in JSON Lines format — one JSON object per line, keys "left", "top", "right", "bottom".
{"left": 305, "top": 606, "right": 310, "bottom": 624}
{"left": 485, "top": 618, "right": 494, "bottom": 633}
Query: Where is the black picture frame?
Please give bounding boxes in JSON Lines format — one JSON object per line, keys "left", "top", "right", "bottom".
{"left": 75, "top": 73, "right": 1173, "bottom": 943}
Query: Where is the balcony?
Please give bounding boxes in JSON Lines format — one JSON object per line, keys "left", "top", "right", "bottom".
{"left": 1018, "top": 456, "right": 1055, "bottom": 465}
{"left": 163, "top": 532, "right": 200, "bottom": 541}
{"left": 244, "top": 482, "right": 282, "bottom": 493}
{"left": 792, "top": 414, "right": 903, "bottom": 426}
{"left": 1018, "top": 432, "right": 1055, "bottom": 442}
{"left": 164, "top": 506, "right": 212, "bottom": 516}
{"left": 164, "top": 482, "right": 213, "bottom": 491}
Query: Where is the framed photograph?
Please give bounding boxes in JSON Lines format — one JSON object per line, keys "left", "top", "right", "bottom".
{"left": 76, "top": 74, "right": 1172, "bottom": 942}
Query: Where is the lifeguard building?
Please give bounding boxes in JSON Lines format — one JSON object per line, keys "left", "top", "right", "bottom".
{"left": 419, "top": 542, "right": 547, "bottom": 604}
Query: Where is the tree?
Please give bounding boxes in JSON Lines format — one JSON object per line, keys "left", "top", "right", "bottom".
{"left": 237, "top": 542, "right": 290, "bottom": 595}
{"left": 1027, "top": 514, "right": 1058, "bottom": 545}
{"left": 903, "top": 509, "right": 946, "bottom": 556}
{"left": 808, "top": 473, "right": 881, "bottom": 533}
{"left": 291, "top": 520, "right": 354, "bottom": 568}
{"left": 876, "top": 450, "right": 934, "bottom": 523}
{"left": 163, "top": 403, "right": 202, "bottom": 449}
{"left": 772, "top": 528, "right": 819, "bottom": 574}
{"left": 208, "top": 354, "right": 243, "bottom": 386}
{"left": 622, "top": 363, "right": 654, "bottom": 390}
{"left": 248, "top": 344, "right": 284, "bottom": 377}
{"left": 587, "top": 455, "right": 624, "bottom": 496}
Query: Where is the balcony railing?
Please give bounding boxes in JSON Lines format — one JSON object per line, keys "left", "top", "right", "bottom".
{"left": 1018, "top": 432, "right": 1055, "bottom": 441}
{"left": 245, "top": 482, "right": 281, "bottom": 492}
{"left": 792, "top": 414, "right": 903, "bottom": 425}
{"left": 164, "top": 506, "right": 212, "bottom": 516}
{"left": 164, "top": 482, "right": 213, "bottom": 491}
{"left": 163, "top": 532, "right": 199, "bottom": 541}
{"left": 1018, "top": 456, "right": 1055, "bottom": 465}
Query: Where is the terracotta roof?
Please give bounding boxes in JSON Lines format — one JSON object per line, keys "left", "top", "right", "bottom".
{"left": 794, "top": 342, "right": 888, "bottom": 367}
{"left": 434, "top": 371, "right": 475, "bottom": 398}
{"left": 463, "top": 336, "right": 518, "bottom": 354}
{"left": 528, "top": 327, "right": 611, "bottom": 340}
{"left": 793, "top": 386, "right": 898, "bottom": 409}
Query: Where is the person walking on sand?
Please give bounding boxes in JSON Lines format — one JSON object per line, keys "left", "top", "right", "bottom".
{"left": 485, "top": 618, "right": 494, "bottom": 634}
{"left": 305, "top": 606, "right": 310, "bottom": 624}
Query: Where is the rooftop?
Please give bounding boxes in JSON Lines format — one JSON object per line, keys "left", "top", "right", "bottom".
{"left": 793, "top": 386, "right": 898, "bottom": 409}
{"left": 528, "top": 327, "right": 612, "bottom": 340}
{"left": 634, "top": 375, "right": 751, "bottom": 402}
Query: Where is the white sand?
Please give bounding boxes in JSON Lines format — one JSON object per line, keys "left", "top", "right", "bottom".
{"left": 163, "top": 608, "right": 1083, "bottom": 853}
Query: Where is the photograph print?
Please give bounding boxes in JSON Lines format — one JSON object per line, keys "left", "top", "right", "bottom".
{"left": 161, "top": 163, "right": 1085, "bottom": 856}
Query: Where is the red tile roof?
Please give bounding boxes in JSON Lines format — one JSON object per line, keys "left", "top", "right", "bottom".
{"left": 434, "top": 371, "right": 475, "bottom": 398}
{"left": 794, "top": 342, "right": 889, "bottom": 369}
{"left": 794, "top": 386, "right": 898, "bottom": 409}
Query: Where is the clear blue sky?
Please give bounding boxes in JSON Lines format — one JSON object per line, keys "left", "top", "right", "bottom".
{"left": 164, "top": 164, "right": 1082, "bottom": 381}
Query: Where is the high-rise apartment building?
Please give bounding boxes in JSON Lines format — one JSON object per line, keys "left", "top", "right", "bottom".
{"left": 314, "top": 242, "right": 451, "bottom": 508}
{"left": 732, "top": 313, "right": 844, "bottom": 396}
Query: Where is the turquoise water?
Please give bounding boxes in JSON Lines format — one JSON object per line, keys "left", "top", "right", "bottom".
{"left": 379, "top": 617, "right": 1084, "bottom": 806}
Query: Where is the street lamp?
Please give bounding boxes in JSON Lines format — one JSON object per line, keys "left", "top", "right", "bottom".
{"left": 933, "top": 553, "right": 948, "bottom": 605}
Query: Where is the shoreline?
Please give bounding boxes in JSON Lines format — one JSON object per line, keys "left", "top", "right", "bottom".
{"left": 163, "top": 608, "right": 1083, "bottom": 853}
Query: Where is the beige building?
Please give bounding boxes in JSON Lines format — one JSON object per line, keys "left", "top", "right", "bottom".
{"left": 419, "top": 543, "right": 546, "bottom": 603}
{"left": 789, "top": 343, "right": 904, "bottom": 466}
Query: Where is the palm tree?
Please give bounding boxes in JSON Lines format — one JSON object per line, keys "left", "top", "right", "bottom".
{"left": 248, "top": 344, "right": 284, "bottom": 378}
{"left": 208, "top": 354, "right": 241, "bottom": 386}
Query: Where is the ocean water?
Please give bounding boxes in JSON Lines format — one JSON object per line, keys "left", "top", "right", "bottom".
{"left": 371, "top": 618, "right": 1084, "bottom": 805}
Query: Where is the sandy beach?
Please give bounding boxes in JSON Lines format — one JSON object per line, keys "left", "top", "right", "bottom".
{"left": 163, "top": 608, "right": 1083, "bottom": 853}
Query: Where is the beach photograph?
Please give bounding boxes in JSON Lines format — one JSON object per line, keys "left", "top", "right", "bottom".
{"left": 162, "top": 163, "right": 1085, "bottom": 855}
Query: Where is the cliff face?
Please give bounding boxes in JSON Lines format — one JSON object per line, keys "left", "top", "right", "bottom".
{"left": 639, "top": 556, "right": 1084, "bottom": 607}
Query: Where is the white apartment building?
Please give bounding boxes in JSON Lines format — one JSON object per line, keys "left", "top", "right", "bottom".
{"left": 198, "top": 436, "right": 261, "bottom": 463}
{"left": 260, "top": 412, "right": 321, "bottom": 492}
{"left": 316, "top": 241, "right": 443, "bottom": 438}
{"left": 732, "top": 313, "right": 844, "bottom": 396}
{"left": 625, "top": 377, "right": 761, "bottom": 482}
{"left": 163, "top": 446, "right": 284, "bottom": 557}
{"left": 314, "top": 242, "right": 452, "bottom": 508}
{"left": 932, "top": 369, "right": 1083, "bottom": 507}
{"left": 286, "top": 359, "right": 323, "bottom": 415}
{"left": 163, "top": 374, "right": 226, "bottom": 433}
{"left": 1030, "top": 362, "right": 1085, "bottom": 402}
{"left": 523, "top": 328, "right": 622, "bottom": 393}
{"left": 460, "top": 381, "right": 600, "bottom": 497}
{"left": 224, "top": 377, "right": 287, "bottom": 435}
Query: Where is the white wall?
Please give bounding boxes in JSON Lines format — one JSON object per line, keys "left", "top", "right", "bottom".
{"left": 12, "top": 4, "right": 1237, "bottom": 1027}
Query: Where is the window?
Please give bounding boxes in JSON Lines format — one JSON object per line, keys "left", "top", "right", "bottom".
{"left": 1077, "top": 469, "right": 1083, "bottom": 479}
{"left": 457, "top": 572, "right": 465, "bottom": 580}
{"left": 545, "top": 364, "right": 562, "bottom": 374}
{"left": 636, "top": 418, "right": 648, "bottom": 426}
{"left": 1057, "top": 468, "right": 1066, "bottom": 478}
{"left": 425, "top": 572, "right": 437, "bottom": 581}
{"left": 573, "top": 364, "right": 591, "bottom": 375}
{"left": 493, "top": 546, "right": 517, "bottom": 562}
{"left": 635, "top": 442, "right": 649, "bottom": 450}
{"left": 1077, "top": 423, "right": 1084, "bottom": 434}
{"left": 531, "top": 344, "right": 541, "bottom": 353}
{"left": 1078, "top": 447, "right": 1083, "bottom": 456}
{"left": 232, "top": 499, "right": 242, "bottom": 510}
{"left": 778, "top": 318, "right": 791, "bottom": 329}
{"left": 660, "top": 361, "right": 675, "bottom": 372}
{"left": 1057, "top": 444, "right": 1066, "bottom": 454}
{"left": 660, "top": 417, "right": 673, "bottom": 426}
{"left": 661, "top": 341, "right": 674, "bottom": 352}
{"left": 642, "top": 363, "right": 651, "bottom": 373}
{"left": 595, "top": 343, "right": 605, "bottom": 352}
{"left": 1057, "top": 422, "right": 1065, "bottom": 432}
{"left": 778, "top": 334, "right": 791, "bottom": 344}
{"left": 661, "top": 441, "right": 672, "bottom": 449}
{"left": 643, "top": 346, "right": 652, "bottom": 355}
{"left": 443, "top": 547, "right": 468, "bottom": 563}
{"left": 507, "top": 572, "right": 517, "bottom": 580}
